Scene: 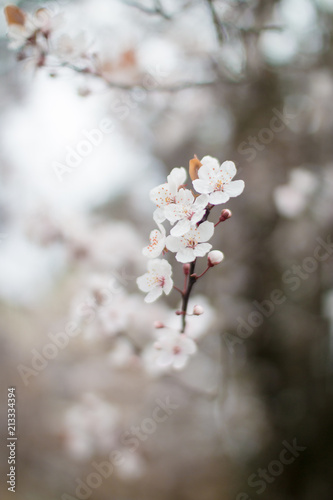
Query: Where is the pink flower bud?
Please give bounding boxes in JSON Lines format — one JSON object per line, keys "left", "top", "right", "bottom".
{"left": 175, "top": 310, "right": 183, "bottom": 315}
{"left": 208, "top": 250, "right": 224, "bottom": 266}
{"left": 154, "top": 321, "right": 165, "bottom": 329}
{"left": 193, "top": 305, "right": 204, "bottom": 315}
{"left": 183, "top": 263, "right": 191, "bottom": 275}
{"left": 219, "top": 209, "right": 232, "bottom": 221}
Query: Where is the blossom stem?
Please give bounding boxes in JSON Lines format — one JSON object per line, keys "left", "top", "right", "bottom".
{"left": 180, "top": 260, "right": 197, "bottom": 332}
{"left": 173, "top": 285, "right": 184, "bottom": 296}
{"left": 191, "top": 266, "right": 211, "bottom": 280}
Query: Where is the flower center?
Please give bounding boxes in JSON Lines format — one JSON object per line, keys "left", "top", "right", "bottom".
{"left": 158, "top": 276, "right": 165, "bottom": 288}
{"left": 214, "top": 179, "right": 224, "bottom": 191}
{"left": 186, "top": 238, "right": 197, "bottom": 248}
{"left": 173, "top": 346, "right": 181, "bottom": 355}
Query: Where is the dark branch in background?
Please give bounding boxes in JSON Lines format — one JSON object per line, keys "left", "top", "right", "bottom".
{"left": 120, "top": 0, "right": 172, "bottom": 19}
{"left": 206, "top": 0, "right": 228, "bottom": 44}
{"left": 120, "top": 0, "right": 200, "bottom": 21}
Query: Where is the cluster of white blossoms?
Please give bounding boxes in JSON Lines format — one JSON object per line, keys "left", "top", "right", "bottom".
{"left": 137, "top": 155, "right": 244, "bottom": 303}
{"left": 136, "top": 155, "right": 245, "bottom": 370}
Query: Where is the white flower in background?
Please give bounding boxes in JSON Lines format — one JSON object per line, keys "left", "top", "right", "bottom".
{"left": 164, "top": 189, "right": 209, "bottom": 237}
{"left": 7, "top": 20, "right": 36, "bottom": 50}
{"left": 193, "top": 156, "right": 245, "bottom": 205}
{"left": 166, "top": 221, "right": 214, "bottom": 263}
{"left": 137, "top": 259, "right": 173, "bottom": 302}
{"left": 116, "top": 449, "right": 146, "bottom": 480}
{"left": 154, "top": 331, "right": 197, "bottom": 370}
{"left": 107, "top": 337, "right": 136, "bottom": 368}
{"left": 64, "top": 393, "right": 119, "bottom": 460}
{"left": 142, "top": 222, "right": 166, "bottom": 258}
{"left": 53, "top": 32, "right": 90, "bottom": 62}
{"left": 150, "top": 167, "right": 187, "bottom": 222}
{"left": 274, "top": 168, "right": 318, "bottom": 218}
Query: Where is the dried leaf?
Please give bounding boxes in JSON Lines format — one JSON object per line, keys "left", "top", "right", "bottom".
{"left": 189, "top": 156, "right": 202, "bottom": 181}
{"left": 4, "top": 5, "right": 26, "bottom": 26}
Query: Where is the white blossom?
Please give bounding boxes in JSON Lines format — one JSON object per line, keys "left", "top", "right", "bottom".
{"left": 53, "top": 32, "right": 90, "bottom": 63}
{"left": 142, "top": 222, "right": 166, "bottom": 258}
{"left": 164, "top": 189, "right": 209, "bottom": 237}
{"left": 154, "top": 331, "right": 197, "bottom": 370}
{"left": 137, "top": 259, "right": 173, "bottom": 302}
{"left": 193, "top": 156, "right": 244, "bottom": 205}
{"left": 166, "top": 221, "right": 214, "bottom": 263}
{"left": 149, "top": 167, "right": 187, "bottom": 223}
{"left": 7, "top": 21, "right": 36, "bottom": 50}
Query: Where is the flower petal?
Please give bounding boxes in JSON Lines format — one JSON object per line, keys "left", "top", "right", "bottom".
{"left": 223, "top": 180, "right": 245, "bottom": 197}
{"left": 156, "top": 351, "right": 173, "bottom": 367}
{"left": 166, "top": 235, "right": 182, "bottom": 253}
{"left": 196, "top": 221, "right": 214, "bottom": 242}
{"left": 136, "top": 273, "right": 152, "bottom": 292}
{"left": 173, "top": 354, "right": 188, "bottom": 370}
{"left": 194, "top": 242, "right": 212, "bottom": 257}
{"left": 220, "top": 161, "right": 236, "bottom": 182}
{"left": 145, "top": 287, "right": 163, "bottom": 303}
{"left": 193, "top": 179, "right": 212, "bottom": 194}
{"left": 170, "top": 219, "right": 191, "bottom": 237}
{"left": 208, "top": 191, "right": 230, "bottom": 205}
{"left": 176, "top": 248, "right": 195, "bottom": 263}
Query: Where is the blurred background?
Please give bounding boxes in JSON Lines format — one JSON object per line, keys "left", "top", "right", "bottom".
{"left": 0, "top": 0, "right": 333, "bottom": 499}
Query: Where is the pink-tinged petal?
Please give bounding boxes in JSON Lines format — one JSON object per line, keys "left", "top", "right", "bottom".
{"left": 194, "top": 242, "right": 212, "bottom": 257}
{"left": 173, "top": 354, "right": 188, "bottom": 370}
{"left": 136, "top": 273, "right": 152, "bottom": 292}
{"left": 196, "top": 221, "right": 214, "bottom": 242}
{"left": 145, "top": 287, "right": 163, "bottom": 303}
{"left": 163, "top": 276, "right": 173, "bottom": 295}
{"left": 170, "top": 219, "right": 191, "bottom": 237}
{"left": 208, "top": 191, "right": 230, "bottom": 205}
{"left": 176, "top": 248, "right": 195, "bottom": 263}
{"left": 220, "top": 161, "right": 237, "bottom": 182}
{"left": 193, "top": 179, "right": 212, "bottom": 194}
{"left": 223, "top": 180, "right": 245, "bottom": 197}
{"left": 166, "top": 235, "right": 182, "bottom": 253}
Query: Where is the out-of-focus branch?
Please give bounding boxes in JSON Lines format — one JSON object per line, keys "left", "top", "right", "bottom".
{"left": 57, "top": 61, "right": 218, "bottom": 92}
{"left": 120, "top": 0, "right": 172, "bottom": 19}
{"left": 206, "top": 0, "right": 228, "bottom": 44}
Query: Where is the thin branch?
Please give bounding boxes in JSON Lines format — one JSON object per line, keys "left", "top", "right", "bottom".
{"left": 181, "top": 261, "right": 197, "bottom": 333}
{"left": 206, "top": 0, "right": 228, "bottom": 44}
{"left": 56, "top": 61, "right": 217, "bottom": 92}
{"left": 120, "top": 0, "right": 171, "bottom": 20}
